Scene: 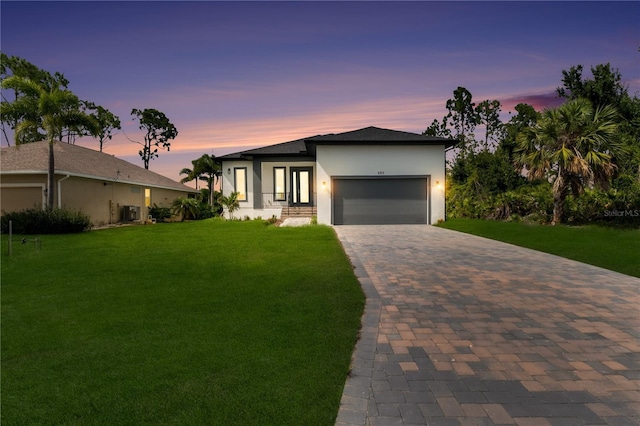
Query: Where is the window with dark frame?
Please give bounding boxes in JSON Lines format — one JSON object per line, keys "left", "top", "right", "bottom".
{"left": 234, "top": 167, "right": 247, "bottom": 201}
{"left": 274, "top": 167, "right": 286, "bottom": 201}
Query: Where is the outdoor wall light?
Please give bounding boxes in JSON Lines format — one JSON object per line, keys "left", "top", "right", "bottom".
{"left": 435, "top": 180, "right": 444, "bottom": 191}
{"left": 227, "top": 168, "right": 231, "bottom": 174}
{"left": 322, "top": 181, "right": 327, "bottom": 187}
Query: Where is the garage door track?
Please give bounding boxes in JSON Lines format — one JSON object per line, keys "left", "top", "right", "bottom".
{"left": 334, "top": 225, "right": 640, "bottom": 426}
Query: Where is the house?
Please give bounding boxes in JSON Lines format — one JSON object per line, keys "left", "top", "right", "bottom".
{"left": 218, "top": 126, "right": 455, "bottom": 225}
{"left": 0, "top": 141, "right": 198, "bottom": 226}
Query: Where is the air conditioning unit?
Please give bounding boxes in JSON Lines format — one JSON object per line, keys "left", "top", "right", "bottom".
{"left": 122, "top": 205, "right": 140, "bottom": 222}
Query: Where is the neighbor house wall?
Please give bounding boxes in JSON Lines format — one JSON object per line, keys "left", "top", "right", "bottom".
{"left": 1, "top": 173, "right": 191, "bottom": 226}
{"left": 0, "top": 174, "right": 47, "bottom": 212}
{"left": 315, "top": 145, "right": 446, "bottom": 225}
{"left": 61, "top": 177, "right": 190, "bottom": 226}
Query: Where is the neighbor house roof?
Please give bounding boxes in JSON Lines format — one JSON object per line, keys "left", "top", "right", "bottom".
{"left": 218, "top": 126, "right": 455, "bottom": 160}
{"left": 0, "top": 141, "right": 197, "bottom": 192}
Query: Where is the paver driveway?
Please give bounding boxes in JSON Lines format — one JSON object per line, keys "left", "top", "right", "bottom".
{"left": 334, "top": 225, "right": 640, "bottom": 426}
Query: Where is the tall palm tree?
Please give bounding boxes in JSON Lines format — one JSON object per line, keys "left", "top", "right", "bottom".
{"left": 179, "top": 166, "right": 199, "bottom": 190}
{"left": 193, "top": 154, "right": 221, "bottom": 206}
{"left": 515, "top": 98, "right": 621, "bottom": 225}
{"left": 1, "top": 75, "right": 92, "bottom": 208}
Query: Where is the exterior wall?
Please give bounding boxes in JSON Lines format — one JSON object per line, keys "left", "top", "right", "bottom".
{"left": 1, "top": 173, "right": 192, "bottom": 226}
{"left": 260, "top": 161, "right": 315, "bottom": 204}
{"left": 221, "top": 160, "right": 254, "bottom": 207}
{"left": 220, "top": 159, "right": 315, "bottom": 220}
{"left": 1, "top": 174, "right": 47, "bottom": 211}
{"left": 315, "top": 145, "right": 446, "bottom": 225}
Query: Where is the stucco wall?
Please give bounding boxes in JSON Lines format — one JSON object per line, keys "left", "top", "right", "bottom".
{"left": 1, "top": 174, "right": 192, "bottom": 226}
{"left": 1, "top": 174, "right": 47, "bottom": 211}
{"left": 315, "top": 145, "right": 446, "bottom": 225}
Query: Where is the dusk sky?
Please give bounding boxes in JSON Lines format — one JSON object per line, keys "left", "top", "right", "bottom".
{"left": 2, "top": 1, "right": 639, "bottom": 185}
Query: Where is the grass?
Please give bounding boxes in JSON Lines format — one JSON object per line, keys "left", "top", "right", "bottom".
{"left": 1, "top": 220, "right": 365, "bottom": 425}
{"left": 437, "top": 218, "right": 640, "bottom": 278}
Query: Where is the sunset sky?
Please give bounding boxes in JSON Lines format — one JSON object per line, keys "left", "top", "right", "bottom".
{"left": 2, "top": 1, "right": 639, "bottom": 185}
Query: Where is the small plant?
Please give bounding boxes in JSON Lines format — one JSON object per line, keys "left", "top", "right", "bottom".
{"left": 1, "top": 208, "right": 92, "bottom": 234}
{"left": 220, "top": 192, "right": 240, "bottom": 219}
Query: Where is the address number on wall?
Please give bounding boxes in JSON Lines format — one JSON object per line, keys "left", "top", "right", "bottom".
{"left": 377, "top": 171, "right": 385, "bottom": 175}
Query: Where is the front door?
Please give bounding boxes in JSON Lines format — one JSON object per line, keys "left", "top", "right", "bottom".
{"left": 291, "top": 167, "right": 313, "bottom": 206}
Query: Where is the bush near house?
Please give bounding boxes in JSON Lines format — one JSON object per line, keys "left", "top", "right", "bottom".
{"left": 0, "top": 208, "right": 92, "bottom": 234}
{"left": 148, "top": 204, "right": 172, "bottom": 222}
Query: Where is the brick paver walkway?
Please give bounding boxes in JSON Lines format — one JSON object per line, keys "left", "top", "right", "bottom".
{"left": 334, "top": 225, "right": 640, "bottom": 426}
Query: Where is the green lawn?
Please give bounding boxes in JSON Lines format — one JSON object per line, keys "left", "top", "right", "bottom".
{"left": 1, "top": 220, "right": 365, "bottom": 425}
{"left": 437, "top": 218, "right": 640, "bottom": 278}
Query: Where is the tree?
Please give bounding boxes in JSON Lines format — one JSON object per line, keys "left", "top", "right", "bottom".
{"left": 194, "top": 154, "right": 221, "bottom": 206}
{"left": 179, "top": 166, "right": 199, "bottom": 190}
{"left": 445, "top": 86, "right": 479, "bottom": 153}
{"left": 557, "top": 63, "right": 627, "bottom": 108}
{"left": 557, "top": 63, "right": 640, "bottom": 187}
{"left": 1, "top": 53, "right": 71, "bottom": 145}
{"left": 476, "top": 99, "right": 503, "bottom": 151}
{"left": 85, "top": 102, "right": 121, "bottom": 152}
{"left": 131, "top": 108, "right": 178, "bottom": 169}
{"left": 423, "top": 118, "right": 451, "bottom": 138}
{"left": 180, "top": 154, "right": 221, "bottom": 205}
{"left": 500, "top": 103, "right": 539, "bottom": 162}
{"left": 515, "top": 98, "right": 621, "bottom": 225}
{"left": 1, "top": 75, "right": 93, "bottom": 208}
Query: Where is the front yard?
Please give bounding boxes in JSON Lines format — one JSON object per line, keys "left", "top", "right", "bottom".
{"left": 1, "top": 220, "right": 365, "bottom": 425}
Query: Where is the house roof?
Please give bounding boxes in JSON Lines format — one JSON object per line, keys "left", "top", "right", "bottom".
{"left": 0, "top": 141, "right": 197, "bottom": 192}
{"left": 217, "top": 126, "right": 455, "bottom": 160}
{"left": 218, "top": 137, "right": 313, "bottom": 159}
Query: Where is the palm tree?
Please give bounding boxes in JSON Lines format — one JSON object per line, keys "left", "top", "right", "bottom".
{"left": 515, "top": 98, "right": 621, "bottom": 225}
{"left": 193, "top": 154, "right": 221, "bottom": 206}
{"left": 221, "top": 192, "right": 240, "bottom": 219}
{"left": 1, "top": 75, "right": 92, "bottom": 208}
{"left": 179, "top": 166, "right": 199, "bottom": 190}
{"left": 180, "top": 154, "right": 221, "bottom": 205}
{"left": 171, "top": 197, "right": 200, "bottom": 221}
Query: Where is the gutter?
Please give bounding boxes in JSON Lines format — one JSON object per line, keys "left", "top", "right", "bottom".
{"left": 57, "top": 174, "right": 71, "bottom": 209}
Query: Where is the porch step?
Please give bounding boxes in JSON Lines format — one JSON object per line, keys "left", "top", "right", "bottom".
{"left": 280, "top": 206, "right": 316, "bottom": 219}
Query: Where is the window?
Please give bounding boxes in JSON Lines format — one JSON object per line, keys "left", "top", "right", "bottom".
{"left": 274, "top": 167, "right": 286, "bottom": 201}
{"left": 234, "top": 167, "right": 247, "bottom": 201}
{"left": 144, "top": 188, "right": 151, "bottom": 207}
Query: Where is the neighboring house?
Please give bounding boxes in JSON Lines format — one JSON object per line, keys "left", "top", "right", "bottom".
{"left": 1, "top": 141, "right": 198, "bottom": 226}
{"left": 218, "top": 126, "right": 455, "bottom": 225}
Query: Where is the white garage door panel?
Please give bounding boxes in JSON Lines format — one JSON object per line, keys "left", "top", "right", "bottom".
{"left": 333, "top": 178, "right": 428, "bottom": 225}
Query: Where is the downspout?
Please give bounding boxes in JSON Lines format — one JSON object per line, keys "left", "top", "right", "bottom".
{"left": 57, "top": 175, "right": 71, "bottom": 209}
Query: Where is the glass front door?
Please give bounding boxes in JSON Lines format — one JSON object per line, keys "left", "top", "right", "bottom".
{"left": 291, "top": 168, "right": 313, "bottom": 206}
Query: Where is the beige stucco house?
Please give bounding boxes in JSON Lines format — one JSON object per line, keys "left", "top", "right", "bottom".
{"left": 219, "top": 127, "right": 455, "bottom": 225}
{"left": 1, "top": 141, "right": 197, "bottom": 226}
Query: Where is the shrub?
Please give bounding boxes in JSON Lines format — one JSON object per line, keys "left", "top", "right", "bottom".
{"left": 1, "top": 208, "right": 92, "bottom": 234}
{"left": 565, "top": 186, "right": 640, "bottom": 225}
{"left": 171, "top": 197, "right": 200, "bottom": 221}
{"left": 149, "top": 204, "right": 172, "bottom": 222}
{"left": 490, "top": 183, "right": 553, "bottom": 223}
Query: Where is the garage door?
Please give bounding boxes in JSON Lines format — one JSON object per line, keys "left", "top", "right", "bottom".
{"left": 333, "top": 178, "right": 429, "bottom": 225}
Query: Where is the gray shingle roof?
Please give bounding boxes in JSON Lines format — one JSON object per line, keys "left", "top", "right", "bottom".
{"left": 308, "top": 126, "right": 452, "bottom": 143}
{"left": 1, "top": 141, "right": 196, "bottom": 192}
{"left": 217, "top": 127, "right": 455, "bottom": 160}
{"left": 218, "top": 137, "right": 313, "bottom": 159}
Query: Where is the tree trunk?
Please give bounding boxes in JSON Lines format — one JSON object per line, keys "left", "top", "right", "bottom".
{"left": 551, "top": 176, "right": 567, "bottom": 226}
{"left": 47, "top": 140, "right": 55, "bottom": 209}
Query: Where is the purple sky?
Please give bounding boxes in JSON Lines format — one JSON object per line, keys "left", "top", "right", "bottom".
{"left": 2, "top": 1, "right": 639, "bottom": 186}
